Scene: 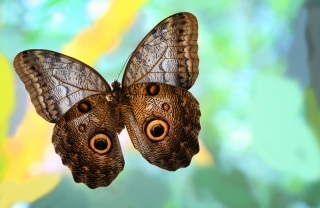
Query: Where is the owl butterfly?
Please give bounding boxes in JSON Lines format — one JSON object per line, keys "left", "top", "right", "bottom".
{"left": 13, "top": 12, "right": 200, "bottom": 188}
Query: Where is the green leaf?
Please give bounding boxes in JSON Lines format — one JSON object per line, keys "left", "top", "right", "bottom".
{"left": 192, "top": 166, "right": 259, "bottom": 208}
{"left": 248, "top": 75, "right": 320, "bottom": 180}
{"left": 305, "top": 88, "right": 320, "bottom": 143}
{"left": 32, "top": 168, "right": 170, "bottom": 208}
{"left": 31, "top": 177, "right": 90, "bottom": 208}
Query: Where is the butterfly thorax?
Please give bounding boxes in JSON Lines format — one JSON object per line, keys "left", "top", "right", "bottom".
{"left": 110, "top": 80, "right": 122, "bottom": 101}
{"left": 108, "top": 80, "right": 129, "bottom": 134}
{"left": 110, "top": 80, "right": 128, "bottom": 104}
{"left": 111, "top": 80, "right": 121, "bottom": 91}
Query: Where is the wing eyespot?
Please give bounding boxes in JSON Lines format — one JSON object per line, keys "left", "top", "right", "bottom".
{"left": 146, "top": 83, "right": 160, "bottom": 96}
{"left": 162, "top": 103, "right": 170, "bottom": 111}
{"left": 77, "top": 100, "right": 91, "bottom": 113}
{"left": 145, "top": 119, "right": 169, "bottom": 141}
{"left": 89, "top": 133, "right": 112, "bottom": 154}
{"left": 78, "top": 124, "right": 86, "bottom": 132}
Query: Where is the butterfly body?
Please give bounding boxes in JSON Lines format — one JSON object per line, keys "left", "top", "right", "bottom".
{"left": 14, "top": 12, "right": 200, "bottom": 188}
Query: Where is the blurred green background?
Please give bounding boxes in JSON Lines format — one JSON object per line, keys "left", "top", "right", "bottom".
{"left": 1, "top": 0, "right": 320, "bottom": 207}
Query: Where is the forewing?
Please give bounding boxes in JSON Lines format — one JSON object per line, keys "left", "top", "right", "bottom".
{"left": 52, "top": 94, "right": 124, "bottom": 189}
{"left": 123, "top": 12, "right": 199, "bottom": 90}
{"left": 13, "top": 49, "right": 111, "bottom": 122}
{"left": 122, "top": 83, "right": 200, "bottom": 171}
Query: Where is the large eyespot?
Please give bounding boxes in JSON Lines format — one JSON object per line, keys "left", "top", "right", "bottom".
{"left": 89, "top": 133, "right": 112, "bottom": 154}
{"left": 145, "top": 119, "right": 169, "bottom": 141}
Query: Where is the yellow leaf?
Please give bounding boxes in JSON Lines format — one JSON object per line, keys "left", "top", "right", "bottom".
{"left": 0, "top": 53, "right": 15, "bottom": 180}
{"left": 4, "top": 105, "right": 52, "bottom": 183}
{"left": 0, "top": 174, "right": 60, "bottom": 208}
{"left": 193, "top": 140, "right": 214, "bottom": 166}
{"left": 62, "top": 0, "right": 149, "bottom": 66}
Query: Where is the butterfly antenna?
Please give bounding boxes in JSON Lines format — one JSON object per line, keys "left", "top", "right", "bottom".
{"left": 116, "top": 52, "right": 133, "bottom": 81}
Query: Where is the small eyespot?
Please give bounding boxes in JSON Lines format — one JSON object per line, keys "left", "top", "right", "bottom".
{"left": 146, "top": 84, "right": 160, "bottom": 96}
{"left": 145, "top": 119, "right": 169, "bottom": 141}
{"left": 178, "top": 29, "right": 184, "bottom": 34}
{"left": 78, "top": 100, "right": 91, "bottom": 113}
{"left": 162, "top": 103, "right": 170, "bottom": 111}
{"left": 78, "top": 124, "right": 86, "bottom": 132}
{"left": 89, "top": 133, "right": 112, "bottom": 154}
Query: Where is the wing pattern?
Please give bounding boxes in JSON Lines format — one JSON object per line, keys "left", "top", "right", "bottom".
{"left": 13, "top": 12, "right": 200, "bottom": 189}
{"left": 14, "top": 50, "right": 110, "bottom": 122}
{"left": 122, "top": 12, "right": 199, "bottom": 90}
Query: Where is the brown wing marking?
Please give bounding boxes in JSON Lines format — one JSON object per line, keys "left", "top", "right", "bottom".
{"left": 13, "top": 49, "right": 110, "bottom": 122}
{"left": 123, "top": 12, "right": 199, "bottom": 90}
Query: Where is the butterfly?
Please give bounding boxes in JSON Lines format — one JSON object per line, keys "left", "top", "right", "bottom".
{"left": 13, "top": 12, "right": 200, "bottom": 189}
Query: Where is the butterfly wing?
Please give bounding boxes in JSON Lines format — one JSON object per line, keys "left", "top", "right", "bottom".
{"left": 121, "top": 12, "right": 200, "bottom": 170}
{"left": 13, "top": 49, "right": 111, "bottom": 122}
{"left": 53, "top": 94, "right": 124, "bottom": 188}
{"left": 122, "top": 83, "right": 200, "bottom": 171}
{"left": 122, "top": 12, "right": 199, "bottom": 90}
{"left": 14, "top": 50, "right": 124, "bottom": 188}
